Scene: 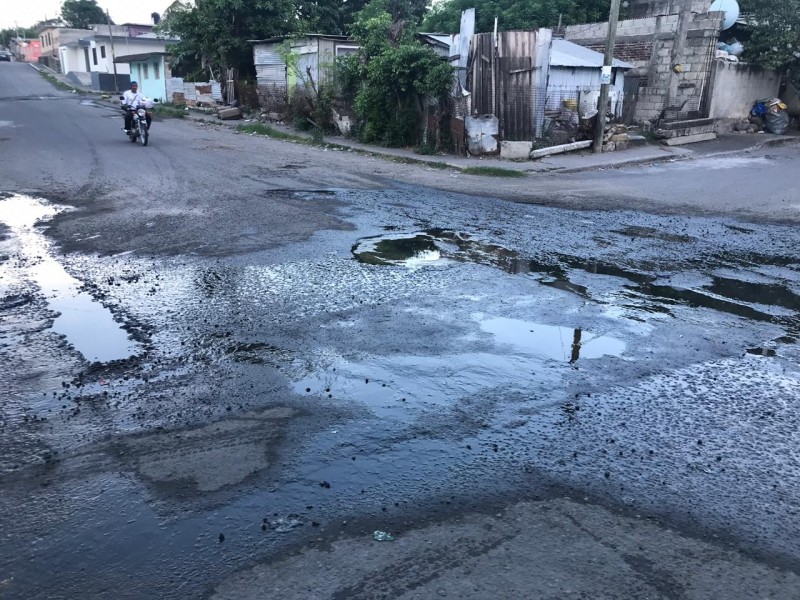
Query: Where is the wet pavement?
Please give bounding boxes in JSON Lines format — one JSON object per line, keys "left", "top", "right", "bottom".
{"left": 1, "top": 182, "right": 799, "bottom": 598}
{"left": 1, "top": 61, "right": 800, "bottom": 599}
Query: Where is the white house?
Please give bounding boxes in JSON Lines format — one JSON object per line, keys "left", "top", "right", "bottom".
{"left": 59, "top": 32, "right": 179, "bottom": 91}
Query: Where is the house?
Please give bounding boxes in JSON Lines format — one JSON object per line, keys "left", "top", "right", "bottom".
{"left": 547, "top": 39, "right": 633, "bottom": 115}
{"left": 10, "top": 38, "right": 41, "bottom": 62}
{"left": 37, "top": 26, "right": 87, "bottom": 69}
{"left": 252, "top": 35, "right": 359, "bottom": 110}
{"left": 60, "top": 32, "right": 180, "bottom": 92}
{"left": 114, "top": 52, "right": 170, "bottom": 101}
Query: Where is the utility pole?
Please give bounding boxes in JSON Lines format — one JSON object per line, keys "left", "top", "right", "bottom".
{"left": 592, "top": 0, "right": 622, "bottom": 153}
{"left": 106, "top": 9, "right": 119, "bottom": 93}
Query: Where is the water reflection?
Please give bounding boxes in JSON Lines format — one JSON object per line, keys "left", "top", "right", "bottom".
{"left": 0, "top": 194, "right": 139, "bottom": 363}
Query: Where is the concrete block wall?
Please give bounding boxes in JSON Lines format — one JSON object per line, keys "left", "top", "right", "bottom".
{"left": 565, "top": 11, "right": 723, "bottom": 123}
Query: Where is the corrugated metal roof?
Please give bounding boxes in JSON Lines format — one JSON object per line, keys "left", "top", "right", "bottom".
{"left": 249, "top": 34, "right": 352, "bottom": 44}
{"left": 550, "top": 39, "right": 633, "bottom": 69}
{"left": 417, "top": 33, "right": 456, "bottom": 49}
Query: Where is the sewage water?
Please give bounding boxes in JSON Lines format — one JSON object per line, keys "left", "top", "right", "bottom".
{"left": 293, "top": 314, "right": 625, "bottom": 419}
{"left": 0, "top": 194, "right": 139, "bottom": 363}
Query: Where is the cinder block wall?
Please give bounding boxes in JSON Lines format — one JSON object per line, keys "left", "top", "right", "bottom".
{"left": 565, "top": 11, "right": 723, "bottom": 123}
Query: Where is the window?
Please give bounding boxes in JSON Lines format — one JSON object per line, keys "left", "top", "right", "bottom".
{"left": 100, "top": 46, "right": 106, "bottom": 59}
{"left": 92, "top": 47, "right": 97, "bottom": 65}
{"left": 153, "top": 62, "right": 160, "bottom": 79}
{"left": 143, "top": 63, "right": 149, "bottom": 79}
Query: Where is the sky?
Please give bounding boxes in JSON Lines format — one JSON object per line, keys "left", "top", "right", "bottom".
{"left": 1, "top": 0, "right": 172, "bottom": 30}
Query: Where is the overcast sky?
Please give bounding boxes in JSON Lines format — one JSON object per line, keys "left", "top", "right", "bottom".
{"left": 1, "top": 0, "right": 171, "bottom": 30}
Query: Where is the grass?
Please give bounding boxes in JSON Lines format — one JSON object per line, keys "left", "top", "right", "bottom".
{"left": 39, "top": 71, "right": 76, "bottom": 92}
{"left": 461, "top": 166, "right": 526, "bottom": 177}
{"left": 237, "top": 123, "right": 304, "bottom": 141}
{"left": 152, "top": 103, "right": 187, "bottom": 119}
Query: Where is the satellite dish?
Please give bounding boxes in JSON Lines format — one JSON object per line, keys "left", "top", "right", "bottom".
{"left": 709, "top": 0, "right": 740, "bottom": 30}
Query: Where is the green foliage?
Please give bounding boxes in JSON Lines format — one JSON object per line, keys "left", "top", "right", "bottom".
{"left": 152, "top": 103, "right": 187, "bottom": 118}
{"left": 741, "top": 0, "right": 800, "bottom": 83}
{"left": 157, "top": 0, "right": 295, "bottom": 77}
{"left": 237, "top": 122, "right": 301, "bottom": 140}
{"left": 60, "top": 0, "right": 111, "bottom": 29}
{"left": 294, "top": 0, "right": 369, "bottom": 35}
{"left": 423, "top": 0, "right": 613, "bottom": 34}
{"left": 278, "top": 40, "right": 337, "bottom": 133}
{"left": 343, "top": 0, "right": 454, "bottom": 147}
{"left": 1, "top": 27, "right": 37, "bottom": 46}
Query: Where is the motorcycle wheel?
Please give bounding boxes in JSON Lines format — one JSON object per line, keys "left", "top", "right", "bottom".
{"left": 139, "top": 121, "right": 148, "bottom": 147}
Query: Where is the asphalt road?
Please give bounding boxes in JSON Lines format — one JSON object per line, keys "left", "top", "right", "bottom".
{"left": 1, "top": 61, "right": 800, "bottom": 599}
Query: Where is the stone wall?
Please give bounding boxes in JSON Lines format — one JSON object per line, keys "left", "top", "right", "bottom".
{"left": 565, "top": 11, "right": 723, "bottom": 123}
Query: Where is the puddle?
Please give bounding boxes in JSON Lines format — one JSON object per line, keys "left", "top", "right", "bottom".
{"left": 293, "top": 315, "right": 624, "bottom": 419}
{"left": 480, "top": 316, "right": 625, "bottom": 362}
{"left": 353, "top": 230, "right": 799, "bottom": 338}
{"left": 0, "top": 194, "right": 139, "bottom": 363}
{"left": 352, "top": 229, "right": 518, "bottom": 270}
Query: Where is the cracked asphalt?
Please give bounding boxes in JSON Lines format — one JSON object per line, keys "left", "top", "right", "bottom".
{"left": 1, "top": 61, "right": 799, "bottom": 599}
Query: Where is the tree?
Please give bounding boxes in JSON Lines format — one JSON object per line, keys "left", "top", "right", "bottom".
{"left": 741, "top": 0, "right": 800, "bottom": 85}
{"left": 157, "top": 0, "right": 296, "bottom": 78}
{"left": 61, "top": 0, "right": 111, "bottom": 29}
{"left": 338, "top": 0, "right": 454, "bottom": 148}
{"left": 1, "top": 27, "right": 37, "bottom": 47}
{"left": 422, "top": 0, "right": 612, "bottom": 34}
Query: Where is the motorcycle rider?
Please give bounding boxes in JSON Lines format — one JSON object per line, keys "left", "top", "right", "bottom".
{"left": 121, "top": 81, "right": 152, "bottom": 133}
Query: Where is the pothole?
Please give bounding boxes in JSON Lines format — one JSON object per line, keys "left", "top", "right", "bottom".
{"left": 0, "top": 194, "right": 140, "bottom": 363}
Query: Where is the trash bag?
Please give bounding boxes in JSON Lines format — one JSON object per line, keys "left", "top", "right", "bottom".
{"left": 765, "top": 110, "right": 790, "bottom": 134}
{"left": 751, "top": 101, "right": 767, "bottom": 117}
{"left": 728, "top": 42, "right": 744, "bottom": 56}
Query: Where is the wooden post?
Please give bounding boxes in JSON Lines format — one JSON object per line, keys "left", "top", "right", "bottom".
{"left": 592, "top": 0, "right": 622, "bottom": 153}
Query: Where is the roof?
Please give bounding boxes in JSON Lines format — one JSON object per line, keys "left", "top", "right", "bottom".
{"left": 72, "top": 33, "right": 178, "bottom": 45}
{"left": 249, "top": 34, "right": 352, "bottom": 44}
{"left": 115, "top": 51, "right": 167, "bottom": 63}
{"left": 417, "top": 33, "right": 456, "bottom": 50}
{"left": 550, "top": 39, "right": 633, "bottom": 69}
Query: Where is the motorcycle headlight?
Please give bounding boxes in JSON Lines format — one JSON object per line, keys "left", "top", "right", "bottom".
{"left": 137, "top": 109, "right": 146, "bottom": 116}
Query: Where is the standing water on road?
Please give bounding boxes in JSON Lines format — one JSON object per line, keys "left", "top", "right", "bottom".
{"left": 0, "top": 194, "right": 139, "bottom": 362}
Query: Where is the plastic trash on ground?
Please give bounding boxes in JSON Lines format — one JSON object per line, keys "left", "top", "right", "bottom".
{"left": 373, "top": 530, "right": 395, "bottom": 541}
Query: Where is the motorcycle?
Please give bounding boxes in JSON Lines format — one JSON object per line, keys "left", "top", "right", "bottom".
{"left": 120, "top": 97, "right": 157, "bottom": 146}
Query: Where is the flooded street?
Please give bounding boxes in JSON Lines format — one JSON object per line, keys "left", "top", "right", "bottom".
{"left": 2, "top": 185, "right": 799, "bottom": 598}
{"left": 1, "top": 62, "right": 799, "bottom": 599}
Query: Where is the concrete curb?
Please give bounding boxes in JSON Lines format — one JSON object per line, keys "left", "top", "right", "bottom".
{"left": 178, "top": 113, "right": 798, "bottom": 176}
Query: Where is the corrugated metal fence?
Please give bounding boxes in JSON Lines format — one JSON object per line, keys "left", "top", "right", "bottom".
{"left": 469, "top": 30, "right": 552, "bottom": 141}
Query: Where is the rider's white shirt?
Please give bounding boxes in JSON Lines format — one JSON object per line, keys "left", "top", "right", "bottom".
{"left": 123, "top": 89, "right": 144, "bottom": 108}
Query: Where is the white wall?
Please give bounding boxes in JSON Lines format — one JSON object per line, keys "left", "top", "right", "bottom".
{"left": 708, "top": 62, "right": 782, "bottom": 119}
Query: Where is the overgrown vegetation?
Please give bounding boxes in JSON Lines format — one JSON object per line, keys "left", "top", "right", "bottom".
{"left": 38, "top": 71, "right": 77, "bottom": 92}
{"left": 237, "top": 123, "right": 303, "bottom": 140}
{"left": 277, "top": 40, "right": 337, "bottom": 139}
{"left": 740, "top": 0, "right": 800, "bottom": 86}
{"left": 423, "top": 0, "right": 621, "bottom": 34}
{"left": 152, "top": 102, "right": 187, "bottom": 118}
{"left": 337, "top": 0, "right": 453, "bottom": 149}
